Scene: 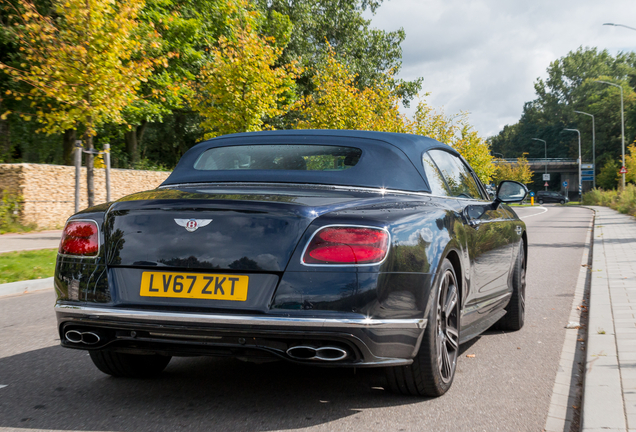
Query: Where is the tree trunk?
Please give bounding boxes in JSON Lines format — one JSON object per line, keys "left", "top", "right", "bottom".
{"left": 0, "top": 117, "right": 10, "bottom": 163}
{"left": 0, "top": 99, "right": 10, "bottom": 162}
{"left": 63, "top": 129, "right": 76, "bottom": 166}
{"left": 124, "top": 130, "right": 138, "bottom": 166}
{"left": 125, "top": 120, "right": 148, "bottom": 166}
{"left": 86, "top": 133, "right": 94, "bottom": 208}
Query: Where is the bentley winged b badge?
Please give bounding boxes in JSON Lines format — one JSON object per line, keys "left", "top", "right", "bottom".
{"left": 174, "top": 218, "right": 213, "bottom": 232}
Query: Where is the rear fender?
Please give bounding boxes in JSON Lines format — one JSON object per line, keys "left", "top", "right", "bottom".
{"left": 55, "top": 206, "right": 110, "bottom": 303}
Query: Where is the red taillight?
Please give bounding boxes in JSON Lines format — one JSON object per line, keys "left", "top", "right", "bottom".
{"left": 59, "top": 220, "right": 99, "bottom": 257}
{"left": 303, "top": 227, "right": 389, "bottom": 265}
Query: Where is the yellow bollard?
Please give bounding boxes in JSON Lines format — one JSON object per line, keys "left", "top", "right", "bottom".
{"left": 531, "top": 197, "right": 534, "bottom": 206}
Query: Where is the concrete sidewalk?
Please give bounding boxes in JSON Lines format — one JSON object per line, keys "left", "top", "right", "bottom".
{"left": 0, "top": 230, "right": 62, "bottom": 253}
{"left": 0, "top": 231, "right": 61, "bottom": 296}
{"left": 584, "top": 206, "right": 636, "bottom": 431}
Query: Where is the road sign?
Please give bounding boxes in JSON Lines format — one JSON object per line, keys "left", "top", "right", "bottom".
{"left": 582, "top": 176, "right": 594, "bottom": 182}
{"left": 544, "top": 182, "right": 549, "bottom": 187}
{"left": 581, "top": 170, "right": 594, "bottom": 176}
{"left": 529, "top": 191, "right": 535, "bottom": 197}
{"left": 620, "top": 166, "right": 628, "bottom": 174}
{"left": 542, "top": 173, "right": 550, "bottom": 181}
{"left": 582, "top": 163, "right": 594, "bottom": 169}
{"left": 563, "top": 181, "right": 569, "bottom": 188}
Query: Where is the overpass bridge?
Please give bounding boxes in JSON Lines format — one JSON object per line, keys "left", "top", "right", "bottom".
{"left": 495, "top": 158, "right": 579, "bottom": 173}
{"left": 494, "top": 158, "right": 593, "bottom": 197}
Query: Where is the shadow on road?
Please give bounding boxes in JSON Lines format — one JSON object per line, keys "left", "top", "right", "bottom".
{"left": 0, "top": 346, "right": 424, "bottom": 431}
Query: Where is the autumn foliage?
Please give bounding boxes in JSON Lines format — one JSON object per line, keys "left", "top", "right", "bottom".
{"left": 295, "top": 48, "right": 495, "bottom": 182}
{"left": 0, "top": 0, "right": 159, "bottom": 135}
{"left": 0, "top": 0, "right": 497, "bottom": 186}
{"left": 190, "top": 6, "right": 299, "bottom": 139}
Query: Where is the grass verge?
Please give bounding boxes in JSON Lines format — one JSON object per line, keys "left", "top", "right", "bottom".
{"left": 0, "top": 249, "right": 57, "bottom": 284}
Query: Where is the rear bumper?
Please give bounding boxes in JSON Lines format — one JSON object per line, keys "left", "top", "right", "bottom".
{"left": 55, "top": 304, "right": 427, "bottom": 367}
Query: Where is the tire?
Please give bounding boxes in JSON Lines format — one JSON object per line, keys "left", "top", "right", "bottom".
{"left": 560, "top": 199, "right": 565, "bottom": 204}
{"left": 89, "top": 350, "right": 171, "bottom": 378}
{"left": 494, "top": 241, "right": 526, "bottom": 331}
{"left": 538, "top": 199, "right": 544, "bottom": 204}
{"left": 385, "top": 258, "right": 460, "bottom": 397}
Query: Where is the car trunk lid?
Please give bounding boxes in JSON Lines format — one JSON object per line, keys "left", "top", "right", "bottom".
{"left": 103, "top": 185, "right": 377, "bottom": 272}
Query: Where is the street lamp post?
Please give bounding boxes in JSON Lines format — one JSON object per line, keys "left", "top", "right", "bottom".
{"left": 603, "top": 22, "right": 636, "bottom": 31}
{"left": 564, "top": 128, "right": 582, "bottom": 200}
{"left": 574, "top": 110, "right": 596, "bottom": 189}
{"left": 595, "top": 80, "right": 626, "bottom": 189}
{"left": 531, "top": 138, "right": 547, "bottom": 190}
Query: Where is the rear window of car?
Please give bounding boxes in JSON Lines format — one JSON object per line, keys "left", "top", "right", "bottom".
{"left": 194, "top": 145, "right": 362, "bottom": 171}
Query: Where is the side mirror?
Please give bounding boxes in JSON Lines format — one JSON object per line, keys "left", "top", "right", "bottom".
{"left": 492, "top": 181, "right": 528, "bottom": 209}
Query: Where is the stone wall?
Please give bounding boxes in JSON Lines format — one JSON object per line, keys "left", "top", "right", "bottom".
{"left": 0, "top": 163, "right": 171, "bottom": 228}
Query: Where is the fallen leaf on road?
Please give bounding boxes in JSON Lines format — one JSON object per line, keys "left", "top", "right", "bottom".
{"left": 466, "top": 354, "right": 475, "bottom": 358}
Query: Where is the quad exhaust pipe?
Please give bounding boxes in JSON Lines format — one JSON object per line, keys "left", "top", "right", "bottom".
{"left": 65, "top": 330, "right": 101, "bottom": 345}
{"left": 286, "top": 345, "right": 348, "bottom": 362}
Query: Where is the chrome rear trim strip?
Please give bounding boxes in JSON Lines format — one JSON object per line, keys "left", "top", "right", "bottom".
{"left": 55, "top": 305, "right": 427, "bottom": 329}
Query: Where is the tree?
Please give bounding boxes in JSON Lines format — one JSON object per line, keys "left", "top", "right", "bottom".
{"left": 256, "top": 0, "right": 422, "bottom": 107}
{"left": 294, "top": 47, "right": 407, "bottom": 133}
{"left": 490, "top": 47, "right": 636, "bottom": 181}
{"left": 492, "top": 155, "right": 533, "bottom": 186}
{"left": 119, "top": 0, "right": 260, "bottom": 164}
{"left": 189, "top": 9, "right": 298, "bottom": 139}
{"left": 410, "top": 100, "right": 495, "bottom": 183}
{"left": 0, "top": 0, "right": 160, "bottom": 206}
{"left": 625, "top": 142, "right": 636, "bottom": 185}
{"left": 597, "top": 158, "right": 619, "bottom": 190}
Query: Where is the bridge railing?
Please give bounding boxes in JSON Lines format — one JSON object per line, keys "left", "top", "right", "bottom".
{"left": 494, "top": 158, "right": 577, "bottom": 164}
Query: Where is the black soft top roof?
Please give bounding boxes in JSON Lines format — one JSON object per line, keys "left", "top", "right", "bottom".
{"left": 162, "top": 130, "right": 460, "bottom": 192}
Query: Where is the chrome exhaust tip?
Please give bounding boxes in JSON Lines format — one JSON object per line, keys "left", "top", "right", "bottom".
{"left": 286, "top": 345, "right": 348, "bottom": 362}
{"left": 64, "top": 330, "right": 101, "bottom": 345}
{"left": 81, "top": 332, "right": 101, "bottom": 345}
{"left": 65, "top": 330, "right": 83, "bottom": 343}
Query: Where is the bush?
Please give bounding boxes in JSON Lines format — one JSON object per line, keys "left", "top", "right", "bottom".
{"left": 582, "top": 185, "right": 636, "bottom": 217}
{"left": 0, "top": 190, "right": 35, "bottom": 233}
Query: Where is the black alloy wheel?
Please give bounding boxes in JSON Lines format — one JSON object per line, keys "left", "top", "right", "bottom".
{"left": 494, "top": 241, "right": 526, "bottom": 331}
{"left": 435, "top": 264, "right": 460, "bottom": 385}
{"left": 384, "top": 258, "right": 460, "bottom": 396}
{"left": 538, "top": 199, "right": 544, "bottom": 204}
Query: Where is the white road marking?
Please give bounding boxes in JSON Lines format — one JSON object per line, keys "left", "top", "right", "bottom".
{"left": 520, "top": 207, "right": 548, "bottom": 219}
{"left": 0, "top": 385, "right": 7, "bottom": 389}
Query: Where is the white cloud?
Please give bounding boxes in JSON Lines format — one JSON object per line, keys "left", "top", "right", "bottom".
{"left": 366, "top": 0, "right": 636, "bottom": 137}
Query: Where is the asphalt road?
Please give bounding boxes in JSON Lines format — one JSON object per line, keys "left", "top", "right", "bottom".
{"left": 0, "top": 205, "right": 592, "bottom": 432}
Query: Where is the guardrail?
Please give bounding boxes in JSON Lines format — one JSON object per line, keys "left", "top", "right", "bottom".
{"left": 494, "top": 158, "right": 578, "bottom": 163}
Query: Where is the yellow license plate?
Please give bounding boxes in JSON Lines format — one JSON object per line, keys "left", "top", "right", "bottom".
{"left": 140, "top": 272, "right": 248, "bottom": 301}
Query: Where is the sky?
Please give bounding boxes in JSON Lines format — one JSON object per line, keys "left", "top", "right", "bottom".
{"left": 365, "top": 0, "right": 636, "bottom": 138}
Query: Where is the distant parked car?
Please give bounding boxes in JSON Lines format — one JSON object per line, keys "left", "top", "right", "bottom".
{"left": 536, "top": 190, "right": 568, "bottom": 204}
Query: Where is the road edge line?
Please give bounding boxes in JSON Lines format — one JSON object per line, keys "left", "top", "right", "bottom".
{"left": 544, "top": 208, "right": 593, "bottom": 432}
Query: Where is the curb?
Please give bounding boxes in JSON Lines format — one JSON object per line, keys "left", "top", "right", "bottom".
{"left": 544, "top": 209, "right": 594, "bottom": 432}
{"left": 0, "top": 277, "right": 54, "bottom": 298}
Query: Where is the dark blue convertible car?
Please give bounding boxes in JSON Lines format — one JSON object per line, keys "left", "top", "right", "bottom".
{"left": 54, "top": 130, "right": 527, "bottom": 397}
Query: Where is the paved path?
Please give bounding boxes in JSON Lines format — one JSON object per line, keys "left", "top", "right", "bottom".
{"left": 584, "top": 206, "right": 636, "bottom": 432}
{"left": 0, "top": 231, "right": 62, "bottom": 253}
